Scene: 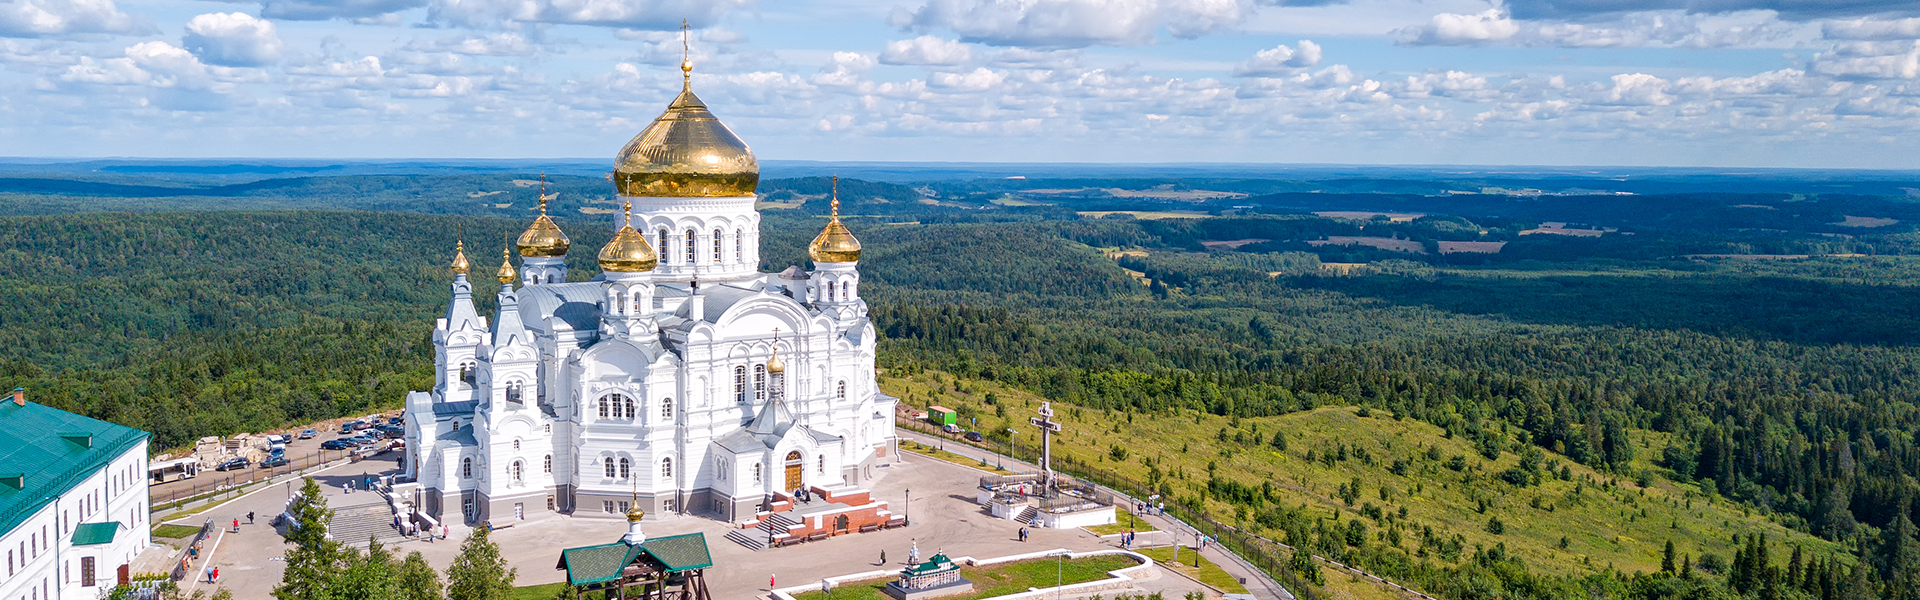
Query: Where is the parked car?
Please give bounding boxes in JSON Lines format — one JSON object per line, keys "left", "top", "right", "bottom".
{"left": 388, "top": 416, "right": 404, "bottom": 425}
{"left": 351, "top": 421, "right": 374, "bottom": 431}
{"left": 942, "top": 423, "right": 962, "bottom": 434}
{"left": 348, "top": 435, "right": 376, "bottom": 446}
{"left": 964, "top": 431, "right": 984, "bottom": 442}
{"left": 259, "top": 456, "right": 290, "bottom": 468}
{"left": 339, "top": 421, "right": 362, "bottom": 434}
{"left": 298, "top": 429, "right": 317, "bottom": 440}
{"left": 375, "top": 425, "right": 404, "bottom": 437}
{"left": 214, "top": 457, "right": 250, "bottom": 471}
{"left": 320, "top": 439, "right": 354, "bottom": 450}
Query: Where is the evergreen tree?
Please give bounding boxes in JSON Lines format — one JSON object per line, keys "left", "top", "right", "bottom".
{"left": 446, "top": 526, "right": 517, "bottom": 600}
{"left": 1269, "top": 429, "right": 1286, "bottom": 451}
{"left": 1662, "top": 540, "right": 1676, "bottom": 574}
{"left": 275, "top": 477, "right": 345, "bottom": 600}
{"left": 327, "top": 537, "right": 398, "bottom": 600}
{"left": 397, "top": 551, "right": 445, "bottom": 600}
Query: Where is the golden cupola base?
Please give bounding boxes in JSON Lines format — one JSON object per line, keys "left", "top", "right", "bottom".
{"left": 810, "top": 176, "right": 862, "bottom": 263}
{"left": 598, "top": 201, "right": 659, "bottom": 273}
{"left": 612, "top": 63, "right": 759, "bottom": 198}
{"left": 518, "top": 192, "right": 571, "bottom": 258}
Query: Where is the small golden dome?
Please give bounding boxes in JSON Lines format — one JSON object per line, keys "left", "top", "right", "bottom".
{"left": 598, "top": 201, "right": 658, "bottom": 273}
{"left": 495, "top": 245, "right": 516, "bottom": 285}
{"left": 809, "top": 177, "right": 862, "bottom": 263}
{"left": 767, "top": 345, "right": 785, "bottom": 374}
{"left": 612, "top": 64, "right": 759, "bottom": 198}
{"left": 518, "top": 191, "right": 571, "bottom": 258}
{"left": 451, "top": 240, "right": 471, "bottom": 275}
{"left": 626, "top": 504, "right": 645, "bottom": 522}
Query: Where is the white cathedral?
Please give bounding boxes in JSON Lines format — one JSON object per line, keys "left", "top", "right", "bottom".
{"left": 401, "top": 57, "right": 897, "bottom": 526}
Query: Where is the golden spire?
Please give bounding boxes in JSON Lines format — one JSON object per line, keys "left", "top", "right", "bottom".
{"left": 451, "top": 228, "right": 471, "bottom": 275}
{"left": 516, "top": 175, "right": 571, "bottom": 257}
{"left": 767, "top": 329, "right": 785, "bottom": 374}
{"left": 626, "top": 481, "right": 646, "bottom": 522}
{"left": 495, "top": 237, "right": 516, "bottom": 285}
{"left": 809, "top": 175, "right": 862, "bottom": 263}
{"left": 680, "top": 18, "right": 693, "bottom": 89}
{"left": 598, "top": 201, "right": 658, "bottom": 272}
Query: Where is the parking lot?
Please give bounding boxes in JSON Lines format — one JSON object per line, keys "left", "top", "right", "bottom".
{"left": 150, "top": 414, "right": 406, "bottom": 508}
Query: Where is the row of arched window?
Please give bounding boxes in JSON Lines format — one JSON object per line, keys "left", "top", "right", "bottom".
{"left": 596, "top": 394, "right": 673, "bottom": 421}
{"left": 654, "top": 227, "right": 748, "bottom": 266}
{"left": 462, "top": 453, "right": 553, "bottom": 484}
{"left": 823, "top": 280, "right": 853, "bottom": 303}
{"left": 601, "top": 456, "right": 673, "bottom": 479}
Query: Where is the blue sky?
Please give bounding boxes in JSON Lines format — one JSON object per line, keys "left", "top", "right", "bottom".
{"left": 4, "top": 0, "right": 1920, "bottom": 167}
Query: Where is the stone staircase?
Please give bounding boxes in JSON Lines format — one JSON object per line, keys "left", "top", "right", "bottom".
{"left": 1014, "top": 505, "right": 1039, "bottom": 525}
{"left": 723, "top": 512, "right": 799, "bottom": 551}
{"left": 328, "top": 502, "right": 405, "bottom": 548}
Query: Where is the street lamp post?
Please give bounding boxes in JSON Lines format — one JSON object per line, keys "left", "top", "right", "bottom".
{"left": 904, "top": 489, "right": 911, "bottom": 526}
{"left": 1055, "top": 550, "right": 1066, "bottom": 600}
{"left": 1003, "top": 429, "right": 1015, "bottom": 470}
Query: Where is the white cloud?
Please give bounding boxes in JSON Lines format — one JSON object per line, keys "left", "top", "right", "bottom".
{"left": 929, "top": 66, "right": 1005, "bottom": 90}
{"left": 412, "top": 32, "right": 536, "bottom": 56}
{"left": 1597, "top": 72, "right": 1674, "bottom": 105}
{"left": 429, "top": 0, "right": 745, "bottom": 29}
{"left": 1824, "top": 17, "right": 1920, "bottom": 40}
{"left": 1813, "top": 40, "right": 1920, "bottom": 79}
{"left": 184, "top": 13, "right": 284, "bottom": 67}
{"left": 254, "top": 0, "right": 425, "bottom": 21}
{"left": 1399, "top": 10, "right": 1518, "bottom": 45}
{"left": 57, "top": 41, "right": 259, "bottom": 93}
{"left": 0, "top": 0, "right": 141, "bottom": 37}
{"left": 892, "top": 0, "right": 1251, "bottom": 48}
{"left": 1232, "top": 40, "right": 1319, "bottom": 77}
{"left": 881, "top": 35, "right": 974, "bottom": 66}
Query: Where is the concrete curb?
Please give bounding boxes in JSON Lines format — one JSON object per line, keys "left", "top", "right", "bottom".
{"left": 772, "top": 549, "right": 1155, "bottom": 600}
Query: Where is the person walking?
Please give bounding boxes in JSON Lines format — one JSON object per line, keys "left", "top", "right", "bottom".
{"left": 1019, "top": 527, "right": 1028, "bottom": 542}
{"left": 770, "top": 574, "right": 777, "bottom": 589}
{"left": 247, "top": 511, "right": 255, "bottom": 525}
{"left": 205, "top": 566, "right": 214, "bottom": 583}
{"left": 212, "top": 567, "right": 219, "bottom": 582}
{"left": 231, "top": 518, "right": 239, "bottom": 533}
{"left": 880, "top": 550, "right": 887, "bottom": 565}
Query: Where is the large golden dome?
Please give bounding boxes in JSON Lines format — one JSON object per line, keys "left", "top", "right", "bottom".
{"left": 598, "top": 201, "right": 658, "bottom": 273}
{"left": 613, "top": 67, "right": 758, "bottom": 198}
{"left": 809, "top": 177, "right": 862, "bottom": 263}
{"left": 517, "top": 194, "right": 571, "bottom": 257}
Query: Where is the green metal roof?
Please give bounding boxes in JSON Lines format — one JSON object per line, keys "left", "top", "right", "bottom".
{"left": 905, "top": 554, "right": 957, "bottom": 576}
{"left": 0, "top": 399, "right": 149, "bottom": 537}
{"left": 557, "top": 532, "right": 714, "bottom": 586}
{"left": 71, "top": 522, "right": 120, "bottom": 546}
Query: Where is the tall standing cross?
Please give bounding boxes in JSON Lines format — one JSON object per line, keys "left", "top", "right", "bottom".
{"left": 1029, "top": 402, "right": 1062, "bottom": 495}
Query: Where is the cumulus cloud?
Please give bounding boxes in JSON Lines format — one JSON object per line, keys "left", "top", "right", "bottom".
{"left": 1506, "top": 0, "right": 1920, "bottom": 21}
{"left": 58, "top": 40, "right": 252, "bottom": 93}
{"left": 252, "top": 0, "right": 426, "bottom": 21}
{"left": 410, "top": 32, "right": 536, "bottom": 56}
{"left": 430, "top": 0, "right": 744, "bottom": 29}
{"left": 892, "top": 0, "right": 1250, "bottom": 48}
{"left": 1232, "top": 40, "right": 1320, "bottom": 76}
{"left": 1824, "top": 16, "right": 1920, "bottom": 39}
{"left": 881, "top": 35, "right": 974, "bottom": 66}
{"left": 0, "top": 0, "right": 142, "bottom": 37}
{"left": 1597, "top": 72, "right": 1674, "bottom": 105}
{"left": 1399, "top": 10, "right": 1519, "bottom": 45}
{"left": 183, "top": 12, "right": 283, "bottom": 67}
{"left": 1813, "top": 40, "right": 1920, "bottom": 78}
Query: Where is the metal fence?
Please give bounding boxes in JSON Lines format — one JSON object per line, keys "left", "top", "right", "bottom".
{"left": 151, "top": 446, "right": 388, "bottom": 507}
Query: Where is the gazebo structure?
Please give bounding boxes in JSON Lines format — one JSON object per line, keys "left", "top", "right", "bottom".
{"left": 884, "top": 552, "right": 972, "bottom": 600}
{"left": 556, "top": 504, "right": 714, "bottom": 600}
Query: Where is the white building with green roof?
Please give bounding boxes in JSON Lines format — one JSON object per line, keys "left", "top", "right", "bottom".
{"left": 0, "top": 389, "right": 153, "bottom": 599}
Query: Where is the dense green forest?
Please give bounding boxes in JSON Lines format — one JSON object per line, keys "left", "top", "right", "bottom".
{"left": 8, "top": 168, "right": 1920, "bottom": 598}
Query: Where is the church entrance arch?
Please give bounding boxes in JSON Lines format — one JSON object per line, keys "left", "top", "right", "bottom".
{"left": 784, "top": 451, "right": 803, "bottom": 491}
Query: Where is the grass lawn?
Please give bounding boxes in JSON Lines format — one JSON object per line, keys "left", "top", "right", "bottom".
{"left": 152, "top": 524, "right": 201, "bottom": 539}
{"left": 511, "top": 582, "right": 569, "bottom": 600}
{"left": 1084, "top": 513, "right": 1157, "bottom": 536}
{"left": 899, "top": 441, "right": 1011, "bottom": 474}
{"left": 1134, "top": 547, "right": 1248, "bottom": 594}
{"left": 791, "top": 555, "right": 1138, "bottom": 600}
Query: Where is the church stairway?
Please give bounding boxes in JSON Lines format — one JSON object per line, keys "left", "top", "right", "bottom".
{"left": 1014, "top": 505, "right": 1039, "bottom": 525}
{"left": 724, "top": 512, "right": 800, "bottom": 551}
{"left": 328, "top": 501, "right": 406, "bottom": 548}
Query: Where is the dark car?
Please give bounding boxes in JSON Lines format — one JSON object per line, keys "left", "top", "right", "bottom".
{"left": 339, "top": 421, "right": 362, "bottom": 433}
{"left": 259, "top": 456, "right": 290, "bottom": 468}
{"left": 351, "top": 421, "right": 374, "bottom": 431}
{"left": 297, "top": 429, "right": 317, "bottom": 439}
{"left": 320, "top": 439, "right": 354, "bottom": 450}
{"left": 964, "top": 431, "right": 985, "bottom": 442}
{"left": 388, "top": 417, "right": 404, "bottom": 425}
{"left": 214, "top": 458, "right": 250, "bottom": 471}
{"left": 348, "top": 435, "right": 376, "bottom": 446}
{"left": 375, "top": 425, "right": 404, "bottom": 436}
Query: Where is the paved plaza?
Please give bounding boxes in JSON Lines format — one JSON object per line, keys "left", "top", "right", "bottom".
{"left": 154, "top": 442, "right": 1237, "bottom": 600}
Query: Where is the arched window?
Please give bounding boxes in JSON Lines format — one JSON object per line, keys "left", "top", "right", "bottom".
{"left": 612, "top": 291, "right": 626, "bottom": 315}
{"left": 506, "top": 381, "right": 523, "bottom": 404}
{"left": 713, "top": 228, "right": 723, "bottom": 262}
{"left": 735, "top": 230, "right": 744, "bottom": 261}
{"left": 604, "top": 457, "right": 615, "bottom": 478}
{"left": 512, "top": 439, "right": 521, "bottom": 451}
{"left": 618, "top": 458, "right": 631, "bottom": 479}
{"left": 841, "top": 281, "right": 850, "bottom": 299}
{"left": 543, "top": 455, "right": 552, "bottom": 473}
{"left": 598, "top": 397, "right": 609, "bottom": 418}
{"left": 657, "top": 229, "right": 671, "bottom": 263}
{"left": 734, "top": 366, "right": 747, "bottom": 403}
{"left": 685, "top": 229, "right": 697, "bottom": 263}
{"left": 662, "top": 398, "right": 673, "bottom": 419}
{"left": 827, "top": 282, "right": 836, "bottom": 302}
{"left": 818, "top": 455, "right": 825, "bottom": 474}
{"left": 754, "top": 365, "right": 767, "bottom": 401}
{"left": 511, "top": 461, "right": 524, "bottom": 484}
{"left": 662, "top": 457, "right": 673, "bottom": 478}
{"left": 836, "top": 381, "right": 847, "bottom": 402}
{"left": 462, "top": 457, "right": 473, "bottom": 479}
{"left": 753, "top": 463, "right": 762, "bottom": 483}
{"left": 623, "top": 396, "right": 635, "bottom": 420}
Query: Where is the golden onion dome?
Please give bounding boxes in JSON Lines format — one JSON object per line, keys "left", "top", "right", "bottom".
{"left": 450, "top": 240, "right": 471, "bottom": 275}
{"left": 625, "top": 503, "right": 645, "bottom": 523}
{"left": 495, "top": 245, "right": 516, "bottom": 285}
{"left": 767, "top": 345, "right": 785, "bottom": 374}
{"left": 517, "top": 192, "right": 571, "bottom": 257}
{"left": 598, "top": 201, "right": 658, "bottom": 273}
{"left": 612, "top": 64, "right": 759, "bottom": 198}
{"left": 809, "top": 177, "right": 862, "bottom": 263}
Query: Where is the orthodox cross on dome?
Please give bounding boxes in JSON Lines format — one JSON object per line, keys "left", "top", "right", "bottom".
{"left": 680, "top": 18, "right": 693, "bottom": 83}
{"left": 1030, "top": 402, "right": 1062, "bottom": 493}
{"left": 537, "top": 173, "right": 555, "bottom": 215}
{"left": 831, "top": 175, "right": 840, "bottom": 217}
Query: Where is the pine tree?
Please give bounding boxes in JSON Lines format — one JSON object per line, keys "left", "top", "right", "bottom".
{"left": 397, "top": 551, "right": 444, "bottom": 600}
{"left": 1661, "top": 540, "right": 1676, "bottom": 574}
{"left": 327, "top": 537, "right": 398, "bottom": 600}
{"left": 447, "top": 526, "right": 517, "bottom": 600}
{"left": 275, "top": 477, "right": 345, "bottom": 600}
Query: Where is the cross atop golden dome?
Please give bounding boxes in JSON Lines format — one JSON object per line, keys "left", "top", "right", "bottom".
{"left": 611, "top": 35, "right": 758, "bottom": 198}
{"left": 598, "top": 201, "right": 659, "bottom": 273}
{"left": 809, "top": 176, "right": 862, "bottom": 263}
{"left": 767, "top": 331, "right": 785, "bottom": 374}
{"left": 495, "top": 240, "right": 516, "bottom": 285}
{"left": 450, "top": 237, "right": 471, "bottom": 275}
{"left": 517, "top": 176, "right": 572, "bottom": 257}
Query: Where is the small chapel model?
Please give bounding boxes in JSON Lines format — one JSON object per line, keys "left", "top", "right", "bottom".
{"left": 400, "top": 49, "right": 897, "bottom": 526}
